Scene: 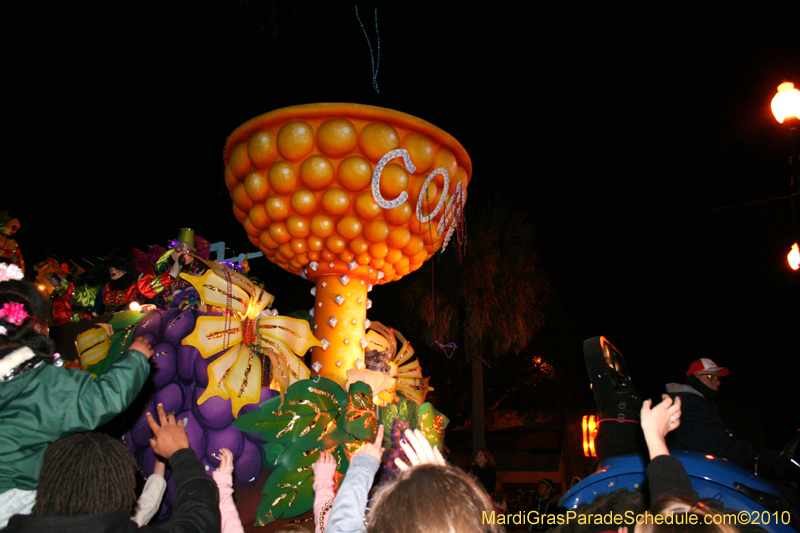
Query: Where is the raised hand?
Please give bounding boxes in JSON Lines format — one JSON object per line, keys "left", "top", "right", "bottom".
{"left": 395, "top": 428, "right": 445, "bottom": 471}
{"left": 130, "top": 336, "right": 154, "bottom": 358}
{"left": 641, "top": 394, "right": 682, "bottom": 438}
{"left": 316, "top": 450, "right": 336, "bottom": 465}
{"left": 218, "top": 447, "right": 234, "bottom": 471}
{"left": 353, "top": 425, "right": 385, "bottom": 463}
{"left": 640, "top": 394, "right": 682, "bottom": 459}
{"left": 147, "top": 403, "right": 190, "bottom": 460}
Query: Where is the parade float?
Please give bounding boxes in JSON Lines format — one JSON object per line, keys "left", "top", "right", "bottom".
{"left": 75, "top": 103, "right": 471, "bottom": 526}
{"left": 222, "top": 104, "right": 469, "bottom": 523}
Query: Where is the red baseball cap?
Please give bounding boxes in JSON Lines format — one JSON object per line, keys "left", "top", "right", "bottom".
{"left": 686, "top": 358, "right": 729, "bottom": 377}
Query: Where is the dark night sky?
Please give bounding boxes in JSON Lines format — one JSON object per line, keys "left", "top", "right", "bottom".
{"left": 3, "top": 1, "right": 800, "bottom": 447}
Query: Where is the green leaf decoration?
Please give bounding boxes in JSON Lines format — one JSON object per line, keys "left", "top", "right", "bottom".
{"left": 332, "top": 442, "right": 352, "bottom": 475}
{"left": 234, "top": 377, "right": 347, "bottom": 451}
{"left": 234, "top": 396, "right": 283, "bottom": 437}
{"left": 319, "top": 424, "right": 352, "bottom": 451}
{"left": 255, "top": 447, "right": 320, "bottom": 525}
{"left": 87, "top": 310, "right": 148, "bottom": 376}
{"left": 417, "top": 402, "right": 450, "bottom": 449}
{"left": 261, "top": 442, "right": 286, "bottom": 467}
{"left": 344, "top": 381, "right": 378, "bottom": 441}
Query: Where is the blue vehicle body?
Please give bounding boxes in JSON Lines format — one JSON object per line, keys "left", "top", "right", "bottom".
{"left": 568, "top": 336, "right": 800, "bottom": 533}
{"left": 560, "top": 452, "right": 795, "bottom": 533}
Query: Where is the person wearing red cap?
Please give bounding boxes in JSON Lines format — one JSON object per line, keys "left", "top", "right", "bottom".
{"left": 664, "top": 358, "right": 755, "bottom": 468}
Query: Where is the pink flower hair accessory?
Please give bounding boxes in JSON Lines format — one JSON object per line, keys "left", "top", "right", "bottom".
{"left": 0, "top": 302, "right": 29, "bottom": 326}
{"left": 0, "top": 263, "right": 24, "bottom": 282}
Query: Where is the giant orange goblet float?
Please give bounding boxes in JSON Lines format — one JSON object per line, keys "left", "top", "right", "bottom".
{"left": 224, "top": 103, "right": 471, "bottom": 388}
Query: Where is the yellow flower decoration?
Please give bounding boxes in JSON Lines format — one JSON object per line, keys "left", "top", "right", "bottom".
{"left": 181, "top": 260, "right": 322, "bottom": 417}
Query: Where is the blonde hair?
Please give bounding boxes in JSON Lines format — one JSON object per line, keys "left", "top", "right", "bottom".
{"left": 366, "top": 464, "right": 504, "bottom": 533}
{"left": 637, "top": 495, "right": 739, "bottom": 533}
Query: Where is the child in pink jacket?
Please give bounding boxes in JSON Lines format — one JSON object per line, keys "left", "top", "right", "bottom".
{"left": 134, "top": 447, "right": 245, "bottom": 533}
{"left": 311, "top": 451, "right": 337, "bottom": 533}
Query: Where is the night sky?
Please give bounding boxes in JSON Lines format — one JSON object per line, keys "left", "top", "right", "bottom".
{"left": 4, "top": 1, "right": 800, "bottom": 448}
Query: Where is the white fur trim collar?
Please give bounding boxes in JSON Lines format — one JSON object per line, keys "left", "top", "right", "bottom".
{"left": 0, "top": 347, "right": 37, "bottom": 378}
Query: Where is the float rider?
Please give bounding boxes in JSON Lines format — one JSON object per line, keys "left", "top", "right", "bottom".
{"left": 665, "top": 358, "right": 756, "bottom": 468}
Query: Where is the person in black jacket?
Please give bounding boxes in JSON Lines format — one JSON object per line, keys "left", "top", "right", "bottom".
{"left": 2, "top": 403, "right": 220, "bottom": 533}
{"left": 665, "top": 358, "right": 755, "bottom": 468}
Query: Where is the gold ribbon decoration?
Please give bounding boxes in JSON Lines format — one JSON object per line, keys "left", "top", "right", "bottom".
{"left": 181, "top": 259, "right": 322, "bottom": 417}
{"left": 347, "top": 321, "right": 431, "bottom": 406}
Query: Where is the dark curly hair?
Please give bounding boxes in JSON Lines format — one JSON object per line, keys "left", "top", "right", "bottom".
{"left": 33, "top": 432, "right": 138, "bottom": 516}
{"left": 0, "top": 279, "right": 56, "bottom": 360}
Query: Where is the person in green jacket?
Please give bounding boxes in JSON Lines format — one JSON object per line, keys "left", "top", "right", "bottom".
{"left": 0, "top": 271, "right": 154, "bottom": 527}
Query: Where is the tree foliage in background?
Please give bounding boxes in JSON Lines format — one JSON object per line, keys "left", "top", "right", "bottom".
{"left": 403, "top": 199, "right": 554, "bottom": 452}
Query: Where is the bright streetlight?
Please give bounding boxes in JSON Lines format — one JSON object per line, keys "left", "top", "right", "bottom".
{"left": 772, "top": 82, "right": 800, "bottom": 271}
{"left": 772, "top": 82, "right": 800, "bottom": 124}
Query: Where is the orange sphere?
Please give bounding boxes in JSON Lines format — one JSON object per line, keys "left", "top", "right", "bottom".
{"left": 269, "top": 222, "right": 292, "bottom": 244}
{"left": 290, "top": 238, "right": 307, "bottom": 254}
{"left": 224, "top": 165, "right": 238, "bottom": 190}
{"left": 409, "top": 249, "right": 428, "bottom": 264}
{"left": 326, "top": 235, "right": 347, "bottom": 254}
{"left": 364, "top": 220, "right": 389, "bottom": 243}
{"left": 387, "top": 226, "right": 411, "bottom": 249}
{"left": 338, "top": 250, "right": 355, "bottom": 263}
{"left": 291, "top": 188, "right": 318, "bottom": 215}
{"left": 248, "top": 130, "right": 278, "bottom": 170}
{"left": 337, "top": 216, "right": 363, "bottom": 240}
{"left": 408, "top": 175, "right": 438, "bottom": 211}
{"left": 248, "top": 204, "right": 270, "bottom": 230}
{"left": 385, "top": 248, "right": 403, "bottom": 264}
{"left": 233, "top": 183, "right": 253, "bottom": 213}
{"left": 384, "top": 202, "right": 412, "bottom": 225}
{"left": 278, "top": 243, "right": 294, "bottom": 260}
{"left": 242, "top": 217, "right": 260, "bottom": 238}
{"left": 421, "top": 225, "right": 441, "bottom": 245}
{"left": 369, "top": 242, "right": 389, "bottom": 259}
{"left": 356, "top": 252, "right": 371, "bottom": 265}
{"left": 395, "top": 257, "right": 410, "bottom": 272}
{"left": 244, "top": 169, "right": 270, "bottom": 202}
{"left": 370, "top": 258, "right": 385, "bottom": 268}
{"left": 401, "top": 132, "right": 434, "bottom": 173}
{"left": 268, "top": 161, "right": 298, "bottom": 195}
{"left": 260, "top": 231, "right": 279, "bottom": 250}
{"left": 248, "top": 235, "right": 259, "bottom": 247}
{"left": 321, "top": 250, "right": 336, "bottom": 262}
{"left": 229, "top": 143, "right": 251, "bottom": 179}
{"left": 308, "top": 251, "right": 320, "bottom": 261}
{"left": 317, "top": 118, "right": 357, "bottom": 158}
{"left": 307, "top": 235, "right": 324, "bottom": 252}
{"left": 349, "top": 237, "right": 369, "bottom": 255}
{"left": 321, "top": 187, "right": 350, "bottom": 215}
{"left": 359, "top": 121, "right": 400, "bottom": 162}
{"left": 300, "top": 155, "right": 335, "bottom": 190}
{"left": 403, "top": 235, "right": 424, "bottom": 256}
{"left": 296, "top": 253, "right": 310, "bottom": 265}
{"left": 337, "top": 156, "right": 373, "bottom": 191}
{"left": 286, "top": 215, "right": 311, "bottom": 238}
{"left": 265, "top": 195, "right": 290, "bottom": 221}
{"left": 379, "top": 163, "right": 409, "bottom": 201}
{"left": 232, "top": 204, "right": 247, "bottom": 224}
{"left": 410, "top": 218, "right": 433, "bottom": 236}
{"left": 277, "top": 121, "right": 314, "bottom": 161}
{"left": 354, "top": 190, "right": 381, "bottom": 220}
{"left": 433, "top": 148, "right": 458, "bottom": 184}
{"left": 311, "top": 213, "right": 335, "bottom": 238}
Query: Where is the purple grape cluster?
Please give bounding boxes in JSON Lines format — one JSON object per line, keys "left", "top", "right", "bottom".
{"left": 381, "top": 418, "right": 410, "bottom": 478}
{"left": 120, "top": 308, "right": 276, "bottom": 520}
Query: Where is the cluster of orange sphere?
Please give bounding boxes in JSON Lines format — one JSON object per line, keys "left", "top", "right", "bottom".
{"left": 223, "top": 104, "right": 471, "bottom": 285}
